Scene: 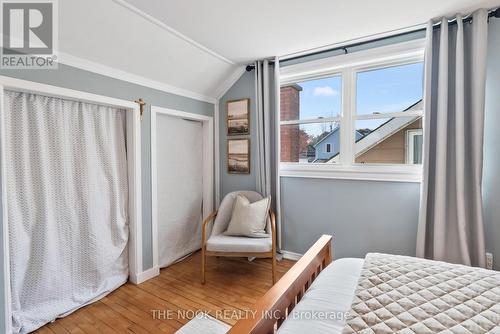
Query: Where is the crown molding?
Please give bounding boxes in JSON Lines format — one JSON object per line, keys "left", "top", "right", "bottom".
{"left": 57, "top": 52, "right": 217, "bottom": 104}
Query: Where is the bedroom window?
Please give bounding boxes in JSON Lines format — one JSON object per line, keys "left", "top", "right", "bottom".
{"left": 280, "top": 75, "right": 342, "bottom": 164}
{"left": 279, "top": 40, "right": 425, "bottom": 181}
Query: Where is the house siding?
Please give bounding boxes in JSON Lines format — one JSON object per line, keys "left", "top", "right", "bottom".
{"left": 314, "top": 129, "right": 340, "bottom": 161}
{"left": 356, "top": 119, "right": 422, "bottom": 164}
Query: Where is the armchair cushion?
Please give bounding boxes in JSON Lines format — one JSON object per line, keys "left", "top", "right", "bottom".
{"left": 211, "top": 191, "right": 270, "bottom": 236}
{"left": 206, "top": 235, "right": 272, "bottom": 253}
{"left": 223, "top": 195, "right": 270, "bottom": 238}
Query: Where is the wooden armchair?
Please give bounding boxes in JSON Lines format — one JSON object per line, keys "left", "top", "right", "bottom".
{"left": 201, "top": 191, "right": 277, "bottom": 284}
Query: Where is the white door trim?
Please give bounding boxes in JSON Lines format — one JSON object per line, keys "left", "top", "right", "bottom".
{"left": 0, "top": 75, "right": 143, "bottom": 334}
{"left": 150, "top": 106, "right": 214, "bottom": 269}
{"left": 214, "top": 102, "right": 221, "bottom": 207}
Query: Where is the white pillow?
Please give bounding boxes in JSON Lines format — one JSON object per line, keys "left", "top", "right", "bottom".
{"left": 223, "top": 195, "right": 270, "bottom": 238}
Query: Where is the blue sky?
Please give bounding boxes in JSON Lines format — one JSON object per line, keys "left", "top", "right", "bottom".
{"left": 296, "top": 62, "right": 423, "bottom": 135}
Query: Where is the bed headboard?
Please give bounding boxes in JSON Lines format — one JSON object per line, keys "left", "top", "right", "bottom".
{"left": 228, "top": 235, "right": 333, "bottom": 334}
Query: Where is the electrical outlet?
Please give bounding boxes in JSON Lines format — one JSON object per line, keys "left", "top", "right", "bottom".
{"left": 486, "top": 252, "right": 493, "bottom": 270}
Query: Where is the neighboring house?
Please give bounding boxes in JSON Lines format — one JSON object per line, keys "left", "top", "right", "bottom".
{"left": 313, "top": 127, "right": 340, "bottom": 162}
{"left": 328, "top": 99, "right": 423, "bottom": 164}
{"left": 313, "top": 127, "right": 364, "bottom": 162}
{"left": 355, "top": 99, "right": 423, "bottom": 164}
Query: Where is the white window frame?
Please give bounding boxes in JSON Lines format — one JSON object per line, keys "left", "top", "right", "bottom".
{"left": 406, "top": 129, "right": 424, "bottom": 164}
{"left": 279, "top": 39, "right": 425, "bottom": 182}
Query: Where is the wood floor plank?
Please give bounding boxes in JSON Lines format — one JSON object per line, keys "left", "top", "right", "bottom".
{"left": 100, "top": 294, "right": 177, "bottom": 333}
{"left": 34, "top": 326, "right": 55, "bottom": 334}
{"left": 33, "top": 252, "right": 295, "bottom": 334}
{"left": 45, "top": 321, "right": 71, "bottom": 334}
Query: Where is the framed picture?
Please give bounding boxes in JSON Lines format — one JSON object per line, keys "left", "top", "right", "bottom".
{"left": 227, "top": 138, "right": 250, "bottom": 174}
{"left": 227, "top": 98, "right": 250, "bottom": 136}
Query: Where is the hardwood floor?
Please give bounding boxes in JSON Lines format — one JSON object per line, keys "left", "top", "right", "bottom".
{"left": 35, "top": 252, "right": 295, "bottom": 334}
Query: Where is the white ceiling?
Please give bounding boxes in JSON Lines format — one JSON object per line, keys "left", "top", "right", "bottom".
{"left": 122, "top": 0, "right": 500, "bottom": 63}
{"left": 59, "top": 0, "right": 500, "bottom": 101}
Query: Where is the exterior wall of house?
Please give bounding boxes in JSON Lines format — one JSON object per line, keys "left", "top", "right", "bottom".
{"left": 356, "top": 119, "right": 422, "bottom": 164}
{"left": 280, "top": 84, "right": 301, "bottom": 162}
{"left": 314, "top": 129, "right": 340, "bottom": 160}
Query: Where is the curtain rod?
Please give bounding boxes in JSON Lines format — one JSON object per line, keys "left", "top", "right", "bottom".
{"left": 276, "top": 7, "right": 500, "bottom": 64}
{"left": 245, "top": 7, "right": 499, "bottom": 70}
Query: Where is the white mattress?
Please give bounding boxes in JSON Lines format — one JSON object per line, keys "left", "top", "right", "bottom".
{"left": 277, "top": 258, "right": 364, "bottom": 334}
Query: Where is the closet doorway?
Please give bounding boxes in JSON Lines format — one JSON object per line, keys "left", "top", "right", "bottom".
{"left": 0, "top": 76, "right": 143, "bottom": 334}
{"left": 151, "top": 107, "right": 213, "bottom": 269}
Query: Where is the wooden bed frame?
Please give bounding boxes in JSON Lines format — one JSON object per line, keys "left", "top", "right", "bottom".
{"left": 228, "top": 235, "right": 333, "bottom": 334}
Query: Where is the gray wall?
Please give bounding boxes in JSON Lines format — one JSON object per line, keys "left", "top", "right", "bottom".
{"left": 281, "top": 178, "right": 420, "bottom": 256}
{"left": 219, "top": 71, "right": 258, "bottom": 198}
{"left": 483, "top": 18, "right": 500, "bottom": 270}
{"left": 0, "top": 63, "right": 214, "bottom": 330}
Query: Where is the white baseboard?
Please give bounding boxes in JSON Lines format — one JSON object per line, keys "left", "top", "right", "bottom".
{"left": 130, "top": 266, "right": 160, "bottom": 284}
{"left": 281, "top": 250, "right": 303, "bottom": 261}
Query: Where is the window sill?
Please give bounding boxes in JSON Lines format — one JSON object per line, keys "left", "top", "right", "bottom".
{"left": 279, "top": 163, "right": 422, "bottom": 183}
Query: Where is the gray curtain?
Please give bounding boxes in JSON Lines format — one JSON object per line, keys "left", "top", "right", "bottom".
{"left": 255, "top": 58, "right": 281, "bottom": 249}
{"left": 416, "top": 10, "right": 488, "bottom": 267}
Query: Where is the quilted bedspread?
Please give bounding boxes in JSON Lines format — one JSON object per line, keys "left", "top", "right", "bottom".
{"left": 343, "top": 253, "right": 500, "bottom": 333}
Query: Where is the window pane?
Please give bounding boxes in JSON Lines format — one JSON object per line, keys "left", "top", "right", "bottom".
{"left": 281, "top": 75, "right": 341, "bottom": 121}
{"left": 412, "top": 134, "right": 423, "bottom": 164}
{"left": 281, "top": 122, "right": 340, "bottom": 163}
{"left": 354, "top": 117, "right": 422, "bottom": 164}
{"left": 356, "top": 62, "right": 423, "bottom": 116}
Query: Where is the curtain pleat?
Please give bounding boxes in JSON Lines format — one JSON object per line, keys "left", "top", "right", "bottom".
{"left": 255, "top": 59, "right": 281, "bottom": 249}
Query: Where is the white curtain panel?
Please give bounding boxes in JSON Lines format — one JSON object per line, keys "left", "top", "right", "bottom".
{"left": 156, "top": 114, "right": 203, "bottom": 268}
{"left": 417, "top": 10, "right": 489, "bottom": 267}
{"left": 3, "top": 90, "right": 129, "bottom": 333}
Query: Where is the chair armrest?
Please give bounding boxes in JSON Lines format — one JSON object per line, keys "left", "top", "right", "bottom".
{"left": 202, "top": 211, "right": 218, "bottom": 247}
{"left": 269, "top": 210, "right": 276, "bottom": 254}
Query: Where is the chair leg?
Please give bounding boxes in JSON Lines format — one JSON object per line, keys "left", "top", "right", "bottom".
{"left": 272, "top": 252, "right": 276, "bottom": 284}
{"left": 201, "top": 248, "right": 206, "bottom": 284}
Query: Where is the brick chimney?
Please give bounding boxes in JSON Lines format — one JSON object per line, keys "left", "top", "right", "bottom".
{"left": 280, "top": 84, "right": 302, "bottom": 162}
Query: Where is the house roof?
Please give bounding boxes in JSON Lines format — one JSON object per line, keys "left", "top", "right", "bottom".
{"left": 326, "top": 99, "right": 423, "bottom": 162}
{"left": 313, "top": 127, "right": 340, "bottom": 148}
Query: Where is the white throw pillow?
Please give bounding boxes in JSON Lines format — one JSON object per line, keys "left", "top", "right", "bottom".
{"left": 223, "top": 195, "right": 271, "bottom": 238}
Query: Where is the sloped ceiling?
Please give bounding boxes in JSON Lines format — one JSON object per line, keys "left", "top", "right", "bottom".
{"left": 59, "top": 0, "right": 238, "bottom": 101}
{"left": 59, "top": 0, "right": 500, "bottom": 101}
